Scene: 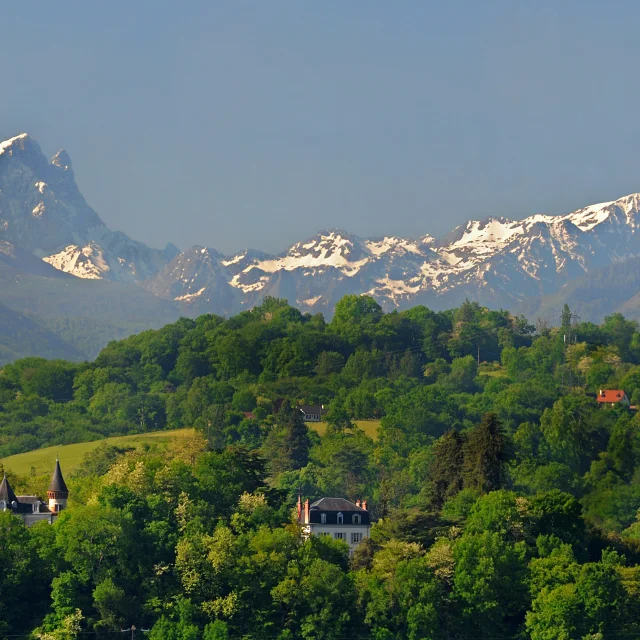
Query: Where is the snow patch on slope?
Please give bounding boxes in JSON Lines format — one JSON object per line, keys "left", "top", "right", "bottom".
{"left": 0, "top": 133, "right": 28, "bottom": 157}
{"left": 249, "top": 232, "right": 370, "bottom": 276}
{"left": 44, "top": 243, "right": 110, "bottom": 279}
{"left": 32, "top": 202, "right": 46, "bottom": 218}
{"left": 175, "top": 287, "right": 206, "bottom": 302}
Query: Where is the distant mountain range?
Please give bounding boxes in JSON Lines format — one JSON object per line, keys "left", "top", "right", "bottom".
{"left": 2, "top": 131, "right": 640, "bottom": 362}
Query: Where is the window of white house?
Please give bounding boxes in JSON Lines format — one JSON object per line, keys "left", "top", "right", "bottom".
{"left": 32, "top": 502, "right": 39, "bottom": 513}
{"left": 353, "top": 514, "right": 361, "bottom": 524}
{"left": 320, "top": 513, "right": 327, "bottom": 524}
{"left": 337, "top": 512, "right": 343, "bottom": 524}
{"left": 351, "top": 533, "right": 362, "bottom": 544}
{"left": 334, "top": 532, "right": 345, "bottom": 540}
{"left": 0, "top": 501, "right": 5, "bottom": 511}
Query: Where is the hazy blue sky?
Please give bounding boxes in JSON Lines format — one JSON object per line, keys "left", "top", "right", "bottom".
{"left": 3, "top": 1, "right": 640, "bottom": 254}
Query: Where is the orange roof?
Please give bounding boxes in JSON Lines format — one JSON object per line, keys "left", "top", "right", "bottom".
{"left": 596, "top": 390, "right": 627, "bottom": 403}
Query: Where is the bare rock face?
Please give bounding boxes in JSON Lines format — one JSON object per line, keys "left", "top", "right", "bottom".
{"left": 145, "top": 246, "right": 241, "bottom": 316}
{"left": 0, "top": 133, "right": 167, "bottom": 282}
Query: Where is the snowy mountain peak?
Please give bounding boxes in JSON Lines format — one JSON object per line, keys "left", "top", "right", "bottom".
{"left": 181, "top": 190, "right": 640, "bottom": 315}
{"left": 43, "top": 242, "right": 109, "bottom": 280}
{"left": 564, "top": 193, "right": 640, "bottom": 232}
{"left": 0, "top": 134, "right": 168, "bottom": 282}
{"left": 51, "top": 149, "right": 72, "bottom": 172}
{"left": 364, "top": 236, "right": 423, "bottom": 257}
{"left": 0, "top": 133, "right": 30, "bottom": 157}
{"left": 7, "top": 132, "right": 640, "bottom": 320}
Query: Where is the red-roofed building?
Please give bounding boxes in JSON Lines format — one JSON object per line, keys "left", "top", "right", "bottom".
{"left": 596, "top": 390, "right": 630, "bottom": 406}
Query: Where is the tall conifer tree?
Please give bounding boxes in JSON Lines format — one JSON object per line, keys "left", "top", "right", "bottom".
{"left": 462, "top": 413, "right": 509, "bottom": 493}
{"left": 431, "top": 429, "right": 465, "bottom": 507}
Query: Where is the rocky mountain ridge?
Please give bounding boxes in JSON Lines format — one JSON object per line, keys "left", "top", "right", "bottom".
{"left": 3, "top": 132, "right": 640, "bottom": 333}
{"left": 0, "top": 133, "right": 174, "bottom": 282}
{"left": 148, "top": 193, "right": 640, "bottom": 316}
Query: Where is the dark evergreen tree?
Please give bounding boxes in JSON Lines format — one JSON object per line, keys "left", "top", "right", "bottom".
{"left": 430, "top": 429, "right": 465, "bottom": 507}
{"left": 462, "top": 413, "right": 510, "bottom": 493}
{"left": 263, "top": 400, "right": 312, "bottom": 473}
{"left": 281, "top": 400, "right": 311, "bottom": 470}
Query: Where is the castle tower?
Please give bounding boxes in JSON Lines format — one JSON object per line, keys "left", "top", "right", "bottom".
{"left": 0, "top": 474, "right": 17, "bottom": 510}
{"left": 47, "top": 458, "right": 68, "bottom": 512}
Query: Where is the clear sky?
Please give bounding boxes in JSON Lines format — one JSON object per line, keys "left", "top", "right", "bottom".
{"left": 2, "top": 1, "right": 640, "bottom": 255}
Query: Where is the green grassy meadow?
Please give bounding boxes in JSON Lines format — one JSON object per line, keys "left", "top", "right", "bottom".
{"left": 1, "top": 419, "right": 381, "bottom": 477}
{"left": 479, "top": 363, "right": 507, "bottom": 378}
{"left": 0, "top": 428, "right": 194, "bottom": 476}
{"left": 308, "top": 419, "right": 381, "bottom": 438}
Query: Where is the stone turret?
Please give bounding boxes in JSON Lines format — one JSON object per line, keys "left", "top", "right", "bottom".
{"left": 47, "top": 458, "right": 68, "bottom": 512}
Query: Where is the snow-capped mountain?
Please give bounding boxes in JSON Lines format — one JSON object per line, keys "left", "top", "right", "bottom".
{"left": 143, "top": 192, "right": 640, "bottom": 316}
{"left": 145, "top": 246, "right": 240, "bottom": 316}
{"left": 0, "top": 133, "right": 172, "bottom": 282}
{"left": 4, "top": 132, "right": 640, "bottom": 321}
{"left": 157, "top": 192, "right": 640, "bottom": 315}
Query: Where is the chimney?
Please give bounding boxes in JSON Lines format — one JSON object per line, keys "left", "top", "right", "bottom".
{"left": 600, "top": 390, "right": 603, "bottom": 397}
{"left": 355, "top": 499, "right": 361, "bottom": 507}
{"left": 362, "top": 499, "right": 367, "bottom": 511}
{"left": 304, "top": 499, "right": 310, "bottom": 524}
{"left": 297, "top": 494, "right": 302, "bottom": 522}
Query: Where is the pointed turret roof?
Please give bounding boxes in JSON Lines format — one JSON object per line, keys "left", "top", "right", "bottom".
{"left": 0, "top": 474, "right": 17, "bottom": 504}
{"left": 48, "top": 459, "right": 68, "bottom": 494}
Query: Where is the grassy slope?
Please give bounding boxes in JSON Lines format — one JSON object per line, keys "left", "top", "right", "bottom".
{"left": 2, "top": 421, "right": 381, "bottom": 476}
{"left": 0, "top": 429, "right": 194, "bottom": 476}
{"left": 308, "top": 420, "right": 381, "bottom": 439}
{"left": 478, "top": 363, "right": 507, "bottom": 378}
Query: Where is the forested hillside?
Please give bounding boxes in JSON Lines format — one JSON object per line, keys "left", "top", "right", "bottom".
{"left": 4, "top": 296, "right": 640, "bottom": 638}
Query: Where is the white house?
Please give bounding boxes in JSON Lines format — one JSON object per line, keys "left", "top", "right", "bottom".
{"left": 299, "top": 404, "right": 327, "bottom": 422}
{"left": 298, "top": 496, "right": 371, "bottom": 554}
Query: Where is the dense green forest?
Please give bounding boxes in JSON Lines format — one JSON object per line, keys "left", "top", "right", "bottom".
{"left": 4, "top": 295, "right": 640, "bottom": 638}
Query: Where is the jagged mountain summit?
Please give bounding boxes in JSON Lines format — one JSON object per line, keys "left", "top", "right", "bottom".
{"left": 147, "top": 194, "right": 640, "bottom": 315}
{"left": 4, "top": 132, "right": 640, "bottom": 322}
{"left": 0, "top": 133, "right": 173, "bottom": 282}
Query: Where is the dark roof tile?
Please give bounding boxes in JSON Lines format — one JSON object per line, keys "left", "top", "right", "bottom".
{"left": 310, "top": 497, "right": 367, "bottom": 512}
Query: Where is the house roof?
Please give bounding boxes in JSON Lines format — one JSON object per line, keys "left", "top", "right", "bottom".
{"left": 0, "top": 475, "right": 17, "bottom": 504}
{"left": 10, "top": 495, "right": 53, "bottom": 514}
{"left": 310, "top": 497, "right": 367, "bottom": 512}
{"left": 596, "top": 390, "right": 627, "bottom": 403}
{"left": 300, "top": 405, "right": 327, "bottom": 414}
{"left": 48, "top": 459, "right": 68, "bottom": 494}
{"left": 307, "top": 497, "right": 371, "bottom": 525}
